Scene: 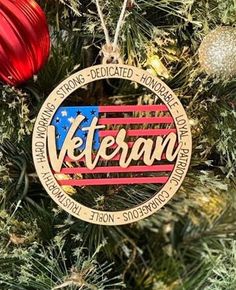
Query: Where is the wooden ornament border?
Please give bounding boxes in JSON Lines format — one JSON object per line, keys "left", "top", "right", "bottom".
{"left": 32, "top": 64, "right": 192, "bottom": 225}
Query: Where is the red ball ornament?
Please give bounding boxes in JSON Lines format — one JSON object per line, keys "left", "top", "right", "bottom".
{"left": 0, "top": 0, "right": 50, "bottom": 86}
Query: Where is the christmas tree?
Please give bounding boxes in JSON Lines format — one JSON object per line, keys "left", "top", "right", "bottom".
{"left": 1, "top": 0, "right": 236, "bottom": 289}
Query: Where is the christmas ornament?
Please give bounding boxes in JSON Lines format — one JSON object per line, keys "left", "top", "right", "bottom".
{"left": 199, "top": 27, "right": 236, "bottom": 78}
{"left": 32, "top": 65, "right": 192, "bottom": 225}
{"left": 32, "top": 1, "right": 192, "bottom": 225}
{"left": 0, "top": 0, "right": 50, "bottom": 86}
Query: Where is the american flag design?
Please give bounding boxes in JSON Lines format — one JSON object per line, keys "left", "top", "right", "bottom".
{"left": 50, "top": 105, "right": 177, "bottom": 187}
{"left": 51, "top": 106, "right": 100, "bottom": 150}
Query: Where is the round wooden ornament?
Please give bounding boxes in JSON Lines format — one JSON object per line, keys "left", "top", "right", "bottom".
{"left": 32, "top": 64, "right": 192, "bottom": 225}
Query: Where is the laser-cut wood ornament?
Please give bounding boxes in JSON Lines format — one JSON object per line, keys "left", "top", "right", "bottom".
{"left": 32, "top": 64, "right": 192, "bottom": 225}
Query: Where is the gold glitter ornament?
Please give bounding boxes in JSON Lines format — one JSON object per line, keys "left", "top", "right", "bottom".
{"left": 199, "top": 27, "right": 236, "bottom": 78}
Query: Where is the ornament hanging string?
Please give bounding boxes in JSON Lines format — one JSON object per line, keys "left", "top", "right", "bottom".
{"left": 95, "top": 0, "right": 128, "bottom": 63}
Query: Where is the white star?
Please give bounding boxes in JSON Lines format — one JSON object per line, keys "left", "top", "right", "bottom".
{"left": 68, "top": 117, "right": 74, "bottom": 123}
{"left": 61, "top": 110, "right": 67, "bottom": 117}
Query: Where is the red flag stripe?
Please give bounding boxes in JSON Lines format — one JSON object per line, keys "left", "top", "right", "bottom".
{"left": 100, "top": 128, "right": 176, "bottom": 137}
{"left": 58, "top": 164, "right": 174, "bottom": 174}
{"left": 58, "top": 176, "right": 169, "bottom": 186}
{"left": 99, "top": 116, "right": 174, "bottom": 125}
{"left": 99, "top": 105, "right": 168, "bottom": 113}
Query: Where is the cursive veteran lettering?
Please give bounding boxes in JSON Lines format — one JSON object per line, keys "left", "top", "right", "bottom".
{"left": 47, "top": 114, "right": 182, "bottom": 173}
